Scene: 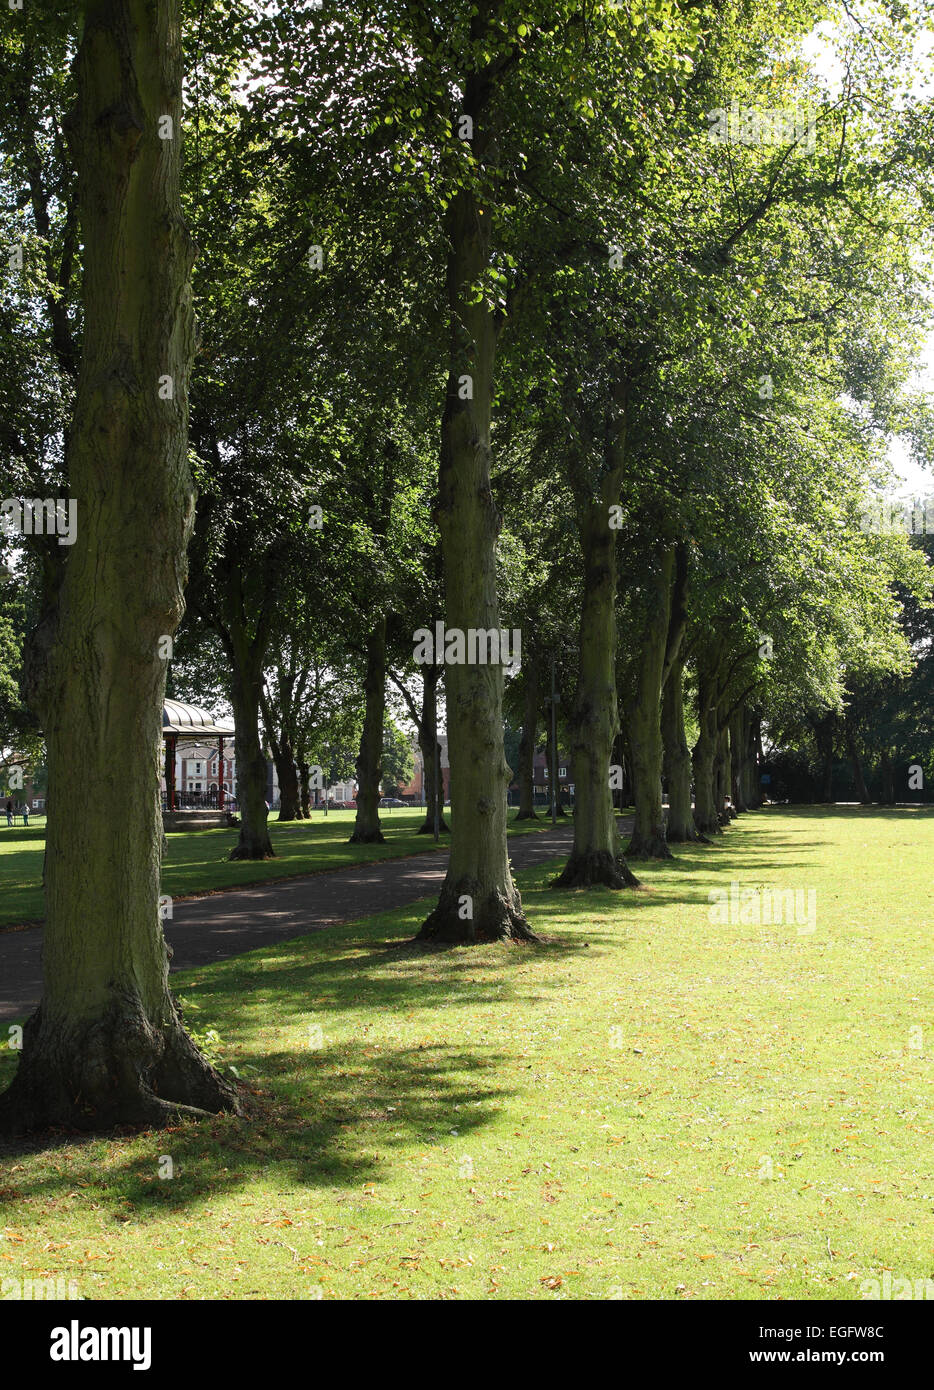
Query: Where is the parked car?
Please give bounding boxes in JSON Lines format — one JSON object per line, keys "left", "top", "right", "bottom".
{"left": 379, "top": 797, "right": 406, "bottom": 807}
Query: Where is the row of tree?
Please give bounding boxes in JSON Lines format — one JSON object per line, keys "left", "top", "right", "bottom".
{"left": 0, "top": 0, "right": 931, "bottom": 1132}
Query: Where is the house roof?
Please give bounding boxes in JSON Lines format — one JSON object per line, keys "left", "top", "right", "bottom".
{"left": 163, "top": 699, "right": 235, "bottom": 740}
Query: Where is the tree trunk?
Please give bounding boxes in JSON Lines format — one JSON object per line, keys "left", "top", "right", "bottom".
{"left": 279, "top": 737, "right": 303, "bottom": 819}
{"left": 747, "top": 713, "right": 764, "bottom": 808}
{"left": 716, "top": 721, "right": 732, "bottom": 824}
{"left": 662, "top": 654, "right": 702, "bottom": 842}
{"left": 692, "top": 664, "right": 722, "bottom": 837}
{"left": 846, "top": 726, "right": 872, "bottom": 804}
{"left": 610, "top": 731, "right": 624, "bottom": 812}
{"left": 0, "top": 0, "right": 239, "bottom": 1134}
{"left": 350, "top": 615, "right": 387, "bottom": 844}
{"left": 625, "top": 546, "right": 674, "bottom": 859}
{"left": 229, "top": 629, "right": 274, "bottom": 858}
{"left": 722, "top": 721, "right": 736, "bottom": 819}
{"left": 729, "top": 708, "right": 748, "bottom": 813}
{"left": 553, "top": 479, "right": 638, "bottom": 889}
{"left": 416, "top": 168, "right": 534, "bottom": 942}
{"left": 296, "top": 754, "right": 312, "bottom": 817}
{"left": 515, "top": 662, "right": 539, "bottom": 820}
{"left": 879, "top": 748, "right": 895, "bottom": 805}
{"left": 417, "top": 665, "right": 449, "bottom": 834}
{"left": 259, "top": 690, "right": 302, "bottom": 822}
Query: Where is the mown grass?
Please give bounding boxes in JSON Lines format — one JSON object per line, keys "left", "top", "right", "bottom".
{"left": 0, "top": 807, "right": 562, "bottom": 929}
{"left": 1, "top": 805, "right": 931, "bottom": 1301}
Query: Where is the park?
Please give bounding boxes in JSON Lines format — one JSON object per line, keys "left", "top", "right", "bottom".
{"left": 0, "top": 0, "right": 932, "bottom": 1317}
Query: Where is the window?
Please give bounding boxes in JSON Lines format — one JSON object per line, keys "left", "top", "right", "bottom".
{"left": 559, "top": 767, "right": 567, "bottom": 779}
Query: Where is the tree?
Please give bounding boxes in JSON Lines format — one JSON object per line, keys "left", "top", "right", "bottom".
{"left": 0, "top": 0, "right": 238, "bottom": 1134}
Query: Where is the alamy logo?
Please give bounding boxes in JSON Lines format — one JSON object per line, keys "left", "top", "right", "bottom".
{"left": 1, "top": 497, "right": 77, "bottom": 546}
{"left": 2, "top": 1276, "right": 79, "bottom": 1300}
{"left": 860, "top": 1272, "right": 934, "bottom": 1300}
{"left": 413, "top": 621, "right": 521, "bottom": 670}
{"left": 707, "top": 102, "right": 816, "bottom": 153}
{"left": 859, "top": 495, "right": 934, "bottom": 535}
{"left": 708, "top": 881, "right": 817, "bottom": 934}
{"left": 50, "top": 1321, "right": 151, "bottom": 1371}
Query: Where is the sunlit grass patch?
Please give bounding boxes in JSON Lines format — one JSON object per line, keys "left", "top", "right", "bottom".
{"left": 1, "top": 806, "right": 931, "bottom": 1300}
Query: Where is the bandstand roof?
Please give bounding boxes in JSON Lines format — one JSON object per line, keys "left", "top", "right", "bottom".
{"left": 162, "top": 699, "right": 234, "bottom": 740}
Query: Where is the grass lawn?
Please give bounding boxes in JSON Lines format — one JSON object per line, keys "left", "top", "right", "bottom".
{"left": 0, "top": 807, "right": 568, "bottom": 930}
{"left": 1, "top": 805, "right": 931, "bottom": 1300}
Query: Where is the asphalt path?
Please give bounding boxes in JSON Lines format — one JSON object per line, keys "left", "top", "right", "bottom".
{"left": 0, "top": 821, "right": 592, "bottom": 1020}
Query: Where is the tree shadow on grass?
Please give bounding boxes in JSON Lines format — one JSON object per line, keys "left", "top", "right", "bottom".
{"left": 0, "top": 893, "right": 604, "bottom": 1199}
{"left": 0, "top": 1036, "right": 515, "bottom": 1216}
{"left": 180, "top": 899, "right": 605, "bottom": 1028}
{"left": 762, "top": 804, "right": 934, "bottom": 818}
{"left": 2, "top": 807, "right": 898, "bottom": 1190}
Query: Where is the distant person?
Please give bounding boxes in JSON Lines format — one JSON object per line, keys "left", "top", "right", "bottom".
{"left": 5, "top": 798, "right": 12, "bottom": 827}
{"left": 22, "top": 804, "right": 29, "bottom": 826}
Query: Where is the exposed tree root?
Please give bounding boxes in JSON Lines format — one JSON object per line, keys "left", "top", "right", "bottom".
{"left": 417, "top": 819, "right": 450, "bottom": 835}
{"left": 626, "top": 832, "right": 674, "bottom": 860}
{"left": 552, "top": 849, "right": 641, "bottom": 889}
{"left": 668, "top": 826, "right": 712, "bottom": 845}
{"left": 415, "top": 883, "right": 538, "bottom": 943}
{"left": 229, "top": 841, "right": 274, "bottom": 860}
{"left": 349, "top": 828, "right": 387, "bottom": 844}
{"left": 0, "top": 994, "right": 241, "bottom": 1138}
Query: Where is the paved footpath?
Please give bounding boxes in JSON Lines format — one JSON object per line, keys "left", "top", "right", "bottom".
{"left": 0, "top": 822, "right": 590, "bottom": 1020}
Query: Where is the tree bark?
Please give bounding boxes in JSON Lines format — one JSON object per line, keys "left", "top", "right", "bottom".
{"left": 729, "top": 708, "right": 748, "bottom": 813}
{"left": 662, "top": 654, "right": 702, "bottom": 842}
{"left": 692, "top": 660, "right": 722, "bottom": 837}
{"left": 415, "top": 664, "right": 449, "bottom": 834}
{"left": 719, "top": 721, "right": 735, "bottom": 820}
{"left": 350, "top": 614, "right": 387, "bottom": 844}
{"left": 0, "top": 0, "right": 239, "bottom": 1134}
{"left": 278, "top": 737, "right": 303, "bottom": 819}
{"left": 297, "top": 756, "right": 312, "bottom": 817}
{"left": 259, "top": 688, "right": 302, "bottom": 822}
{"left": 228, "top": 621, "right": 274, "bottom": 858}
{"left": 515, "top": 661, "right": 539, "bottom": 820}
{"left": 625, "top": 545, "right": 675, "bottom": 859}
{"left": 416, "top": 153, "right": 534, "bottom": 942}
{"left": 747, "top": 712, "right": 764, "bottom": 807}
{"left": 845, "top": 725, "right": 872, "bottom": 804}
{"left": 879, "top": 748, "right": 895, "bottom": 805}
{"left": 553, "top": 471, "right": 638, "bottom": 889}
